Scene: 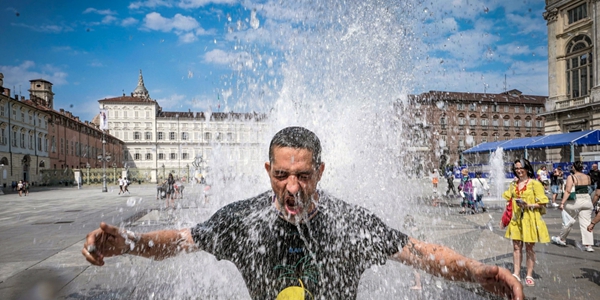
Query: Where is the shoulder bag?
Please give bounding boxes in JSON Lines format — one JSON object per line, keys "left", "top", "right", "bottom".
{"left": 565, "top": 175, "right": 576, "bottom": 201}
{"left": 501, "top": 198, "right": 513, "bottom": 229}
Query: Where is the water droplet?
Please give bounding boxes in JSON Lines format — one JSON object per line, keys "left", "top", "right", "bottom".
{"left": 127, "top": 197, "right": 137, "bottom": 207}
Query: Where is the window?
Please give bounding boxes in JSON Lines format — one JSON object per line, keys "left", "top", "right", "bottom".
{"left": 481, "top": 105, "right": 488, "bottom": 112}
{"left": 20, "top": 133, "right": 25, "bottom": 148}
{"left": 514, "top": 120, "right": 522, "bottom": 127}
{"left": 525, "top": 107, "right": 532, "bottom": 113}
{"left": 525, "top": 120, "right": 532, "bottom": 128}
{"left": 515, "top": 106, "right": 520, "bottom": 113}
{"left": 458, "top": 117, "right": 465, "bottom": 125}
{"left": 468, "top": 103, "right": 476, "bottom": 111}
{"left": 205, "top": 132, "right": 211, "bottom": 141}
{"left": 169, "top": 132, "right": 176, "bottom": 140}
{"left": 135, "top": 111, "right": 139, "bottom": 119}
{"left": 146, "top": 153, "right": 152, "bottom": 160}
{"left": 134, "top": 132, "right": 141, "bottom": 140}
{"left": 158, "top": 132, "right": 164, "bottom": 140}
{"left": 440, "top": 117, "right": 447, "bottom": 125}
{"left": 457, "top": 103, "right": 466, "bottom": 110}
{"left": 0, "top": 106, "right": 4, "bottom": 117}
{"left": 227, "top": 132, "right": 234, "bottom": 141}
{"left": 492, "top": 105, "right": 499, "bottom": 112}
{"left": 182, "top": 153, "right": 188, "bottom": 159}
{"left": 503, "top": 120, "right": 510, "bottom": 127}
{"left": 492, "top": 119, "right": 499, "bottom": 127}
{"left": 145, "top": 132, "right": 152, "bottom": 140}
{"left": 51, "top": 137, "right": 56, "bottom": 153}
{"left": 0, "top": 128, "right": 5, "bottom": 144}
{"left": 123, "top": 111, "right": 128, "bottom": 119}
{"left": 481, "top": 119, "right": 489, "bottom": 126}
{"left": 566, "top": 35, "right": 593, "bottom": 98}
{"left": 134, "top": 153, "right": 141, "bottom": 160}
{"left": 146, "top": 111, "right": 150, "bottom": 118}
{"left": 181, "top": 132, "right": 188, "bottom": 140}
{"left": 158, "top": 153, "right": 165, "bottom": 160}
{"left": 170, "top": 153, "right": 177, "bottom": 160}
{"left": 568, "top": 3, "right": 587, "bottom": 24}
{"left": 458, "top": 139, "right": 464, "bottom": 147}
{"left": 536, "top": 120, "right": 543, "bottom": 128}
{"left": 535, "top": 107, "right": 544, "bottom": 114}
{"left": 504, "top": 105, "right": 509, "bottom": 113}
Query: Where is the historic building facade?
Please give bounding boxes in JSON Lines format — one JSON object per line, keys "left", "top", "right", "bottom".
{"left": 0, "top": 83, "right": 50, "bottom": 187}
{"left": 98, "top": 71, "right": 268, "bottom": 183}
{"left": 543, "top": 0, "right": 600, "bottom": 161}
{"left": 402, "top": 90, "right": 547, "bottom": 172}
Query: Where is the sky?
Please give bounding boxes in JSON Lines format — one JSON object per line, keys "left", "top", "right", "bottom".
{"left": 0, "top": 0, "right": 549, "bottom": 123}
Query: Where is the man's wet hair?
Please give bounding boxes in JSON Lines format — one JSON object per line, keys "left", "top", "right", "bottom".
{"left": 269, "top": 126, "right": 322, "bottom": 167}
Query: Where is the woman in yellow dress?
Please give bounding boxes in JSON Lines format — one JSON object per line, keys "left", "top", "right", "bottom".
{"left": 502, "top": 158, "right": 550, "bottom": 287}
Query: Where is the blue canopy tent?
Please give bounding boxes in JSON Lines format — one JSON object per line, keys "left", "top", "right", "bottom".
{"left": 462, "top": 130, "right": 600, "bottom": 162}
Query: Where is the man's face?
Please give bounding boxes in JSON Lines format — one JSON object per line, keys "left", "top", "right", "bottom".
{"left": 593, "top": 164, "right": 598, "bottom": 171}
{"left": 265, "top": 146, "right": 324, "bottom": 222}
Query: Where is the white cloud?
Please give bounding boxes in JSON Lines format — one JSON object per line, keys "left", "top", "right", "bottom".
{"left": 179, "top": 32, "right": 197, "bottom": 43}
{"left": 0, "top": 61, "right": 68, "bottom": 89}
{"left": 121, "top": 17, "right": 139, "bottom": 26}
{"left": 83, "top": 8, "right": 117, "bottom": 15}
{"left": 11, "top": 23, "right": 74, "bottom": 33}
{"left": 204, "top": 49, "right": 252, "bottom": 67}
{"left": 177, "top": 0, "right": 237, "bottom": 9}
{"left": 142, "top": 12, "right": 199, "bottom": 32}
{"left": 506, "top": 13, "right": 546, "bottom": 34}
{"left": 155, "top": 93, "right": 187, "bottom": 110}
{"left": 102, "top": 15, "right": 118, "bottom": 24}
{"left": 129, "top": 0, "right": 173, "bottom": 10}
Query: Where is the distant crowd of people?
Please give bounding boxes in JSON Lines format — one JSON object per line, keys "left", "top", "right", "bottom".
{"left": 431, "top": 158, "right": 599, "bottom": 287}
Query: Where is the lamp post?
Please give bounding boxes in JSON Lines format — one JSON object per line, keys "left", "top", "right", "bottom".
{"left": 113, "top": 163, "right": 117, "bottom": 184}
{"left": 86, "top": 163, "right": 90, "bottom": 185}
{"left": 162, "top": 163, "right": 165, "bottom": 179}
{"left": 97, "top": 134, "right": 111, "bottom": 192}
{"left": 186, "top": 164, "right": 189, "bottom": 182}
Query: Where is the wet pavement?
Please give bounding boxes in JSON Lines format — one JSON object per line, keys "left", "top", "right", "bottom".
{"left": 0, "top": 180, "right": 598, "bottom": 300}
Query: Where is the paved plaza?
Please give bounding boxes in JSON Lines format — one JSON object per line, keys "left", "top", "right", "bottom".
{"left": 0, "top": 180, "right": 598, "bottom": 300}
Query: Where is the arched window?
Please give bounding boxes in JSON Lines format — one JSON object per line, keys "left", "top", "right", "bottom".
{"left": 566, "top": 35, "right": 593, "bottom": 98}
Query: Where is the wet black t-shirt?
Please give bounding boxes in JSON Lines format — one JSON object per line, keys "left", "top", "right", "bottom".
{"left": 191, "top": 191, "right": 408, "bottom": 299}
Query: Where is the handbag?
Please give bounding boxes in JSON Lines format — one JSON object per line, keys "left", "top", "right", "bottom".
{"left": 501, "top": 198, "right": 513, "bottom": 228}
{"left": 565, "top": 175, "right": 576, "bottom": 201}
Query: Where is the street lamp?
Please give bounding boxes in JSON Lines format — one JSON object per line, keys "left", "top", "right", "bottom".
{"left": 86, "top": 163, "right": 90, "bottom": 185}
{"left": 97, "top": 135, "right": 111, "bottom": 192}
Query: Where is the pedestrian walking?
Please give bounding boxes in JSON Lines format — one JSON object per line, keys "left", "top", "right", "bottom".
{"left": 503, "top": 158, "right": 549, "bottom": 287}
{"left": 123, "top": 178, "right": 131, "bottom": 194}
{"left": 430, "top": 169, "right": 439, "bottom": 193}
{"left": 445, "top": 168, "right": 458, "bottom": 197}
{"left": 549, "top": 167, "right": 563, "bottom": 207}
{"left": 24, "top": 181, "right": 29, "bottom": 196}
{"left": 458, "top": 168, "right": 475, "bottom": 214}
{"left": 586, "top": 163, "right": 600, "bottom": 195}
{"left": 17, "top": 180, "right": 23, "bottom": 197}
{"left": 472, "top": 171, "right": 489, "bottom": 213}
{"left": 117, "top": 176, "right": 124, "bottom": 195}
{"left": 551, "top": 161, "right": 595, "bottom": 252}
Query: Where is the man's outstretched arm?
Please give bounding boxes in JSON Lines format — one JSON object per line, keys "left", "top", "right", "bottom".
{"left": 82, "top": 222, "right": 197, "bottom": 266}
{"left": 392, "top": 237, "right": 524, "bottom": 300}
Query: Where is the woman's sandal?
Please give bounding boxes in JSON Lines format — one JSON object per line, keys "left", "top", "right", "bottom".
{"left": 511, "top": 273, "right": 521, "bottom": 283}
{"left": 525, "top": 276, "right": 535, "bottom": 287}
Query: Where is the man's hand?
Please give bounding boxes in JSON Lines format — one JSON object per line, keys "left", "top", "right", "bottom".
{"left": 82, "top": 222, "right": 130, "bottom": 266}
{"left": 471, "top": 264, "right": 524, "bottom": 300}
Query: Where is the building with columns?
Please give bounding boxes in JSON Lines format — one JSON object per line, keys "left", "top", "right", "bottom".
{"left": 543, "top": 0, "right": 600, "bottom": 161}
{"left": 98, "top": 71, "right": 268, "bottom": 183}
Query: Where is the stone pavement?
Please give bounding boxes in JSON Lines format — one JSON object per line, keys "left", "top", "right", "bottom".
{"left": 0, "top": 181, "right": 598, "bottom": 300}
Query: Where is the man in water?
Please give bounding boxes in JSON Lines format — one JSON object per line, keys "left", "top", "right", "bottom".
{"left": 82, "top": 126, "right": 523, "bottom": 299}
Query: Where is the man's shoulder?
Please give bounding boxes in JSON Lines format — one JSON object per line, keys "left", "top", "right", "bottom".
{"left": 222, "top": 191, "right": 272, "bottom": 211}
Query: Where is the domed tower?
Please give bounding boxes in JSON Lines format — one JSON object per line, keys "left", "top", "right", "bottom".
{"left": 28, "top": 79, "right": 55, "bottom": 109}
{"left": 132, "top": 69, "right": 150, "bottom": 99}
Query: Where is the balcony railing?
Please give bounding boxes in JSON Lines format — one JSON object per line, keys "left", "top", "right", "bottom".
{"left": 556, "top": 96, "right": 590, "bottom": 110}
